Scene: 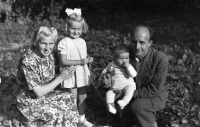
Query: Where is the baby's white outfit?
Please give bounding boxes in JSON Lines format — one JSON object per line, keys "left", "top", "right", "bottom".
{"left": 102, "top": 61, "right": 137, "bottom": 90}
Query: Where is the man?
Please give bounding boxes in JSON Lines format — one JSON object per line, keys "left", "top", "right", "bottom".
{"left": 120, "top": 25, "right": 169, "bottom": 127}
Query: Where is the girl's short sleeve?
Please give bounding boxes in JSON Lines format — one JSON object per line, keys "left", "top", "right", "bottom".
{"left": 57, "top": 38, "right": 68, "bottom": 54}
{"left": 22, "top": 60, "right": 40, "bottom": 90}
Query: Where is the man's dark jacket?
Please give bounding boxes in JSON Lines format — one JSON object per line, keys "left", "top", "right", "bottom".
{"left": 131, "top": 47, "right": 169, "bottom": 110}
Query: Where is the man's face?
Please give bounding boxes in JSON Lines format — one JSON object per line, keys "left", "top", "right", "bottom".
{"left": 132, "top": 27, "right": 152, "bottom": 59}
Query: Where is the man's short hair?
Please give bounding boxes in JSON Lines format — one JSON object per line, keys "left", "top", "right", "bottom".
{"left": 131, "top": 25, "right": 154, "bottom": 41}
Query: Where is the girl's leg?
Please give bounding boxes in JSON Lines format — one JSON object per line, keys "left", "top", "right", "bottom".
{"left": 77, "top": 86, "right": 87, "bottom": 116}
{"left": 77, "top": 86, "right": 93, "bottom": 127}
{"left": 70, "top": 88, "right": 78, "bottom": 105}
{"left": 117, "top": 84, "right": 135, "bottom": 109}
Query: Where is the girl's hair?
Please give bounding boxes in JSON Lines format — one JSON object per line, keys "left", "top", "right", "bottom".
{"left": 113, "top": 45, "right": 130, "bottom": 58}
{"left": 65, "top": 12, "right": 88, "bottom": 33}
{"left": 32, "top": 26, "right": 58, "bottom": 46}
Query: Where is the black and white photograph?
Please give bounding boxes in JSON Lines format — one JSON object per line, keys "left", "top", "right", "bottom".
{"left": 0, "top": 0, "right": 200, "bottom": 127}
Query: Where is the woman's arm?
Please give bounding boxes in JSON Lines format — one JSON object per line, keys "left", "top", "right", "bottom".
{"left": 33, "top": 66, "right": 76, "bottom": 97}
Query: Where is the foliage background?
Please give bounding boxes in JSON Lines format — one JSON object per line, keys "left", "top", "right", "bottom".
{"left": 1, "top": 0, "right": 200, "bottom": 127}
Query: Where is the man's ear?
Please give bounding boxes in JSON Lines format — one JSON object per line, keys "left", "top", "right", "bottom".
{"left": 148, "top": 40, "right": 153, "bottom": 47}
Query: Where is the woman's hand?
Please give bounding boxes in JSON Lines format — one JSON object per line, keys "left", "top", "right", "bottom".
{"left": 33, "top": 66, "right": 76, "bottom": 98}
{"left": 60, "top": 66, "right": 76, "bottom": 80}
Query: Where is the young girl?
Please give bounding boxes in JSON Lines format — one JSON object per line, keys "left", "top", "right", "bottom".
{"left": 57, "top": 8, "right": 93, "bottom": 127}
{"left": 100, "top": 45, "right": 137, "bottom": 114}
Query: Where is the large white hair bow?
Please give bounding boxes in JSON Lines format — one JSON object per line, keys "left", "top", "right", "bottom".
{"left": 65, "top": 8, "right": 81, "bottom": 16}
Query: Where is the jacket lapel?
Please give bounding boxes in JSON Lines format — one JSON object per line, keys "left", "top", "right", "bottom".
{"left": 136, "top": 48, "right": 153, "bottom": 88}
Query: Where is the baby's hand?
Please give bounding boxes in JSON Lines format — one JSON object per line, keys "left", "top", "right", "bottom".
{"left": 123, "top": 63, "right": 130, "bottom": 68}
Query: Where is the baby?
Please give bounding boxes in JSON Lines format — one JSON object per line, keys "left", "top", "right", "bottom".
{"left": 100, "top": 45, "right": 137, "bottom": 114}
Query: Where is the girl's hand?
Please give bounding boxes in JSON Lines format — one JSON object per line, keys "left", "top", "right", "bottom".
{"left": 88, "top": 57, "right": 94, "bottom": 64}
{"left": 60, "top": 66, "right": 76, "bottom": 80}
{"left": 81, "top": 57, "right": 93, "bottom": 64}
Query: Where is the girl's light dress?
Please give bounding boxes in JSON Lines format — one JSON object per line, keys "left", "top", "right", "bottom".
{"left": 58, "top": 37, "right": 91, "bottom": 88}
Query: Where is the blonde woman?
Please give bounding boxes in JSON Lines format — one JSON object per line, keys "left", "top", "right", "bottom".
{"left": 17, "top": 26, "right": 79, "bottom": 127}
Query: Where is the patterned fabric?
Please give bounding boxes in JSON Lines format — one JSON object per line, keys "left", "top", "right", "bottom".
{"left": 17, "top": 47, "right": 79, "bottom": 127}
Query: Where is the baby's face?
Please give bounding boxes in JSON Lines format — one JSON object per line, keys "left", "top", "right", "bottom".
{"left": 114, "top": 52, "right": 130, "bottom": 66}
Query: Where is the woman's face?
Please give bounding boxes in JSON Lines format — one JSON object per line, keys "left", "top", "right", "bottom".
{"left": 35, "top": 36, "right": 55, "bottom": 58}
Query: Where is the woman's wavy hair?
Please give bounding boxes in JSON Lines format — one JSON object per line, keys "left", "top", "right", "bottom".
{"left": 32, "top": 26, "right": 58, "bottom": 46}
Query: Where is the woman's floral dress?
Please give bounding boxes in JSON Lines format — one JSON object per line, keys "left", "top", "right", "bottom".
{"left": 16, "top": 47, "right": 79, "bottom": 127}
